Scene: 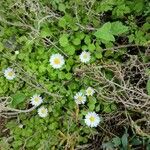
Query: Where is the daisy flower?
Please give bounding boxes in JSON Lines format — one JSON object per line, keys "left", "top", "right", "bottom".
{"left": 79, "top": 51, "right": 91, "bottom": 63}
{"left": 49, "top": 53, "right": 65, "bottom": 69}
{"left": 86, "top": 87, "right": 95, "bottom": 96}
{"left": 30, "top": 94, "right": 43, "bottom": 106}
{"left": 4, "top": 68, "right": 16, "bottom": 80}
{"left": 15, "top": 51, "right": 19, "bottom": 55}
{"left": 18, "top": 124, "right": 23, "bottom": 129}
{"left": 38, "top": 106, "right": 48, "bottom": 118}
{"left": 85, "top": 112, "right": 100, "bottom": 127}
{"left": 74, "top": 92, "right": 86, "bottom": 104}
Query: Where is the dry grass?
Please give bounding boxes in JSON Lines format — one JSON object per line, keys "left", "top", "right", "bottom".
{"left": 74, "top": 49, "right": 150, "bottom": 138}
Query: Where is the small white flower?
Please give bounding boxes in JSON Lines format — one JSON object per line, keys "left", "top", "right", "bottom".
{"left": 38, "top": 106, "right": 48, "bottom": 118}
{"left": 85, "top": 112, "right": 100, "bottom": 127}
{"left": 4, "top": 68, "right": 16, "bottom": 80}
{"left": 30, "top": 94, "right": 43, "bottom": 106}
{"left": 86, "top": 87, "right": 95, "bottom": 96}
{"left": 74, "top": 92, "right": 86, "bottom": 104}
{"left": 18, "top": 124, "right": 23, "bottom": 128}
{"left": 79, "top": 51, "right": 91, "bottom": 63}
{"left": 49, "top": 53, "right": 65, "bottom": 69}
{"left": 15, "top": 51, "right": 19, "bottom": 55}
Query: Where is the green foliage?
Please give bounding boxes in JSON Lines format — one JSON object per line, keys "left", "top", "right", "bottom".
{"left": 146, "top": 79, "right": 150, "bottom": 95}
{"left": 0, "top": 42, "right": 4, "bottom": 52}
{"left": 59, "top": 34, "right": 69, "bottom": 47}
{"left": 0, "top": 0, "right": 150, "bottom": 149}
{"left": 103, "top": 132, "right": 150, "bottom": 150}
{"left": 121, "top": 131, "right": 129, "bottom": 149}
{"left": 94, "top": 22, "right": 115, "bottom": 42}
{"left": 111, "top": 21, "right": 128, "bottom": 35}
{"left": 94, "top": 21, "right": 128, "bottom": 43}
{"left": 11, "top": 92, "right": 26, "bottom": 107}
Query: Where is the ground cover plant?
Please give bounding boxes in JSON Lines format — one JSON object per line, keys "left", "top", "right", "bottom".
{"left": 0, "top": 0, "right": 150, "bottom": 149}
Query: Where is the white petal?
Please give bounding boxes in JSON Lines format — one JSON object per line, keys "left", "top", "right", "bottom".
{"left": 38, "top": 106, "right": 48, "bottom": 118}
{"left": 15, "top": 51, "right": 19, "bottom": 55}
{"left": 86, "top": 87, "right": 95, "bottom": 96}
{"left": 4, "top": 68, "right": 16, "bottom": 80}
{"left": 79, "top": 51, "right": 91, "bottom": 63}
{"left": 84, "top": 112, "right": 101, "bottom": 127}
{"left": 49, "top": 53, "right": 65, "bottom": 69}
{"left": 30, "top": 94, "right": 43, "bottom": 106}
{"left": 74, "top": 92, "right": 86, "bottom": 104}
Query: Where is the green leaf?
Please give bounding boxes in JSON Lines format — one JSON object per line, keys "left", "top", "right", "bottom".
{"left": 66, "top": 64, "right": 71, "bottom": 71}
{"left": 40, "top": 27, "right": 51, "bottom": 38}
{"left": 89, "top": 104, "right": 95, "bottom": 111}
{"left": 64, "top": 45, "right": 75, "bottom": 55}
{"left": 0, "top": 26, "right": 4, "bottom": 37}
{"left": 58, "top": 3, "right": 66, "bottom": 12}
{"left": 111, "top": 21, "right": 128, "bottom": 35}
{"left": 76, "top": 32, "right": 85, "bottom": 40}
{"left": 59, "top": 34, "right": 69, "bottom": 47}
{"left": 82, "top": 45, "right": 88, "bottom": 51}
{"left": 103, "top": 103, "right": 112, "bottom": 113}
{"left": 121, "top": 132, "right": 128, "bottom": 150}
{"left": 112, "top": 4, "right": 130, "bottom": 17}
{"left": 99, "top": 0, "right": 114, "bottom": 12}
{"left": 71, "top": 25, "right": 79, "bottom": 31}
{"left": 13, "top": 140, "right": 22, "bottom": 147}
{"left": 142, "top": 23, "right": 150, "bottom": 31}
{"left": 67, "top": 58, "right": 74, "bottom": 65}
{"left": 65, "top": 73, "right": 72, "bottom": 80}
{"left": 58, "top": 17, "right": 66, "bottom": 28}
{"left": 88, "top": 97, "right": 97, "bottom": 111}
{"left": 12, "top": 92, "right": 26, "bottom": 107}
{"left": 39, "top": 64, "right": 46, "bottom": 73}
{"left": 88, "top": 43, "right": 96, "bottom": 52}
{"left": 95, "top": 51, "right": 102, "bottom": 59}
{"left": 58, "top": 72, "right": 65, "bottom": 79}
{"left": 111, "top": 103, "right": 117, "bottom": 111}
{"left": 102, "top": 141, "right": 114, "bottom": 149}
{"left": 131, "top": 138, "right": 142, "bottom": 146}
{"left": 95, "top": 104, "right": 100, "bottom": 112}
{"left": 84, "top": 35, "right": 91, "bottom": 44}
{"left": 112, "top": 137, "right": 121, "bottom": 147}
{"left": 104, "top": 50, "right": 114, "bottom": 57}
{"left": 146, "top": 79, "right": 150, "bottom": 95}
{"left": 94, "top": 22, "right": 115, "bottom": 42}
{"left": 133, "top": 0, "right": 144, "bottom": 13}
{"left": 73, "top": 38, "right": 81, "bottom": 45}
{"left": 0, "top": 42, "right": 4, "bottom": 52}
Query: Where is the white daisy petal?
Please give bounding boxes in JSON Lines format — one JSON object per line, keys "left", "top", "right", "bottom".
{"left": 30, "top": 94, "right": 43, "bottom": 106}
{"left": 79, "top": 51, "right": 91, "bottom": 63}
{"left": 4, "top": 68, "right": 16, "bottom": 80}
{"left": 85, "top": 112, "right": 101, "bottom": 127}
{"left": 18, "top": 124, "right": 23, "bottom": 128}
{"left": 38, "top": 106, "right": 48, "bottom": 118}
{"left": 86, "top": 87, "right": 95, "bottom": 96}
{"left": 49, "top": 53, "right": 65, "bottom": 69}
{"left": 15, "top": 51, "right": 19, "bottom": 55}
{"left": 74, "top": 92, "right": 86, "bottom": 104}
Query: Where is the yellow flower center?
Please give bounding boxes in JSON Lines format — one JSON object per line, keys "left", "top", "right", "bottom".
{"left": 78, "top": 96, "right": 83, "bottom": 101}
{"left": 41, "top": 109, "right": 46, "bottom": 114}
{"left": 87, "top": 90, "right": 92, "bottom": 94}
{"left": 34, "top": 97, "right": 39, "bottom": 102}
{"left": 83, "top": 54, "right": 87, "bottom": 59}
{"left": 54, "top": 58, "right": 61, "bottom": 65}
{"left": 89, "top": 116, "right": 95, "bottom": 122}
{"left": 8, "top": 71, "right": 14, "bottom": 77}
